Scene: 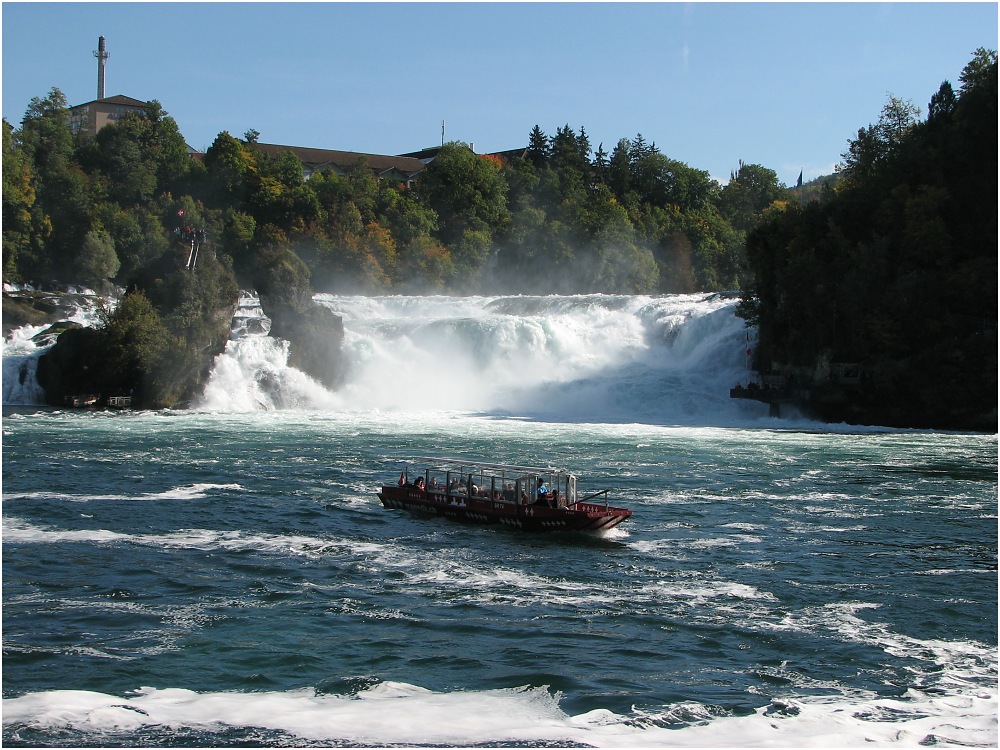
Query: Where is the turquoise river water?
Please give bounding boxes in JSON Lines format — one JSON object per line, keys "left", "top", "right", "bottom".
{"left": 2, "top": 293, "right": 996, "bottom": 747}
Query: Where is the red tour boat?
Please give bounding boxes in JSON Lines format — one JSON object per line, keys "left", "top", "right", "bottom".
{"left": 377, "top": 457, "right": 632, "bottom": 533}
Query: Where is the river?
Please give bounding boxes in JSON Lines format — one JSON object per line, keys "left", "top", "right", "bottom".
{"left": 2, "top": 293, "right": 996, "bottom": 747}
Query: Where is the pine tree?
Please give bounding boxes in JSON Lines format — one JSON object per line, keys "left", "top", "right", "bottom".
{"left": 526, "top": 125, "right": 549, "bottom": 169}
{"left": 592, "top": 143, "right": 610, "bottom": 185}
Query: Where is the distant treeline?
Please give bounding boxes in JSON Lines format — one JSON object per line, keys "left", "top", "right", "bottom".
{"left": 4, "top": 92, "right": 795, "bottom": 297}
{"left": 738, "top": 48, "right": 997, "bottom": 429}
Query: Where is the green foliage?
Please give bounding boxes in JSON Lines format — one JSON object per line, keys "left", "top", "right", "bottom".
{"left": 720, "top": 162, "right": 786, "bottom": 232}
{"left": 14, "top": 88, "right": 93, "bottom": 278}
{"left": 417, "top": 142, "right": 510, "bottom": 251}
{"left": 204, "top": 131, "right": 253, "bottom": 204}
{"left": 76, "top": 227, "right": 120, "bottom": 288}
{"left": 99, "top": 291, "right": 173, "bottom": 385}
{"left": 7, "top": 85, "right": 840, "bottom": 300}
{"left": 2, "top": 118, "right": 40, "bottom": 280}
{"left": 36, "top": 289, "right": 195, "bottom": 407}
{"left": 526, "top": 125, "right": 550, "bottom": 168}
{"left": 252, "top": 231, "right": 313, "bottom": 313}
{"left": 741, "top": 49, "right": 997, "bottom": 428}
{"left": 838, "top": 95, "right": 921, "bottom": 188}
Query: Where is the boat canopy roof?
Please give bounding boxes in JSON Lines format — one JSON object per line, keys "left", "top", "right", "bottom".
{"left": 407, "top": 456, "right": 574, "bottom": 479}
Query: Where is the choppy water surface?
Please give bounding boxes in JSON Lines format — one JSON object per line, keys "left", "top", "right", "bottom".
{"left": 2, "top": 409, "right": 996, "bottom": 747}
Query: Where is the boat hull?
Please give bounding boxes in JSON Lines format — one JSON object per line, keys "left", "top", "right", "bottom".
{"left": 377, "top": 485, "right": 630, "bottom": 533}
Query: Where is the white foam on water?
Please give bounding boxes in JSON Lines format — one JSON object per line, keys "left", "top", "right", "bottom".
{"left": 3, "top": 677, "right": 995, "bottom": 747}
{"left": 2, "top": 483, "right": 245, "bottom": 503}
{"left": 1, "top": 517, "right": 772, "bottom": 615}
{"left": 641, "top": 579, "right": 779, "bottom": 604}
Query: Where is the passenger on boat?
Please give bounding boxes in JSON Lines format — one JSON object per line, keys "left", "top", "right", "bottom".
{"left": 535, "top": 478, "right": 551, "bottom": 506}
{"left": 414, "top": 476, "right": 425, "bottom": 490}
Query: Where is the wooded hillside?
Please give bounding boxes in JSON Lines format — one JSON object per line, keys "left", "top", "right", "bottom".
{"left": 738, "top": 48, "right": 997, "bottom": 429}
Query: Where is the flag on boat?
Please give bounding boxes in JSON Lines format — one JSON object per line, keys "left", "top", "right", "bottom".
{"left": 398, "top": 471, "right": 406, "bottom": 486}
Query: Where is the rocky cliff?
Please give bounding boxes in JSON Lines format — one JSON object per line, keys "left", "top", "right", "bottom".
{"left": 258, "top": 295, "right": 346, "bottom": 391}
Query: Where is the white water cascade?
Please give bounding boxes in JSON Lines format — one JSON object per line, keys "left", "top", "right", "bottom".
{"left": 1, "top": 286, "right": 111, "bottom": 406}
{"left": 197, "top": 292, "right": 340, "bottom": 411}
{"left": 197, "top": 293, "right": 761, "bottom": 424}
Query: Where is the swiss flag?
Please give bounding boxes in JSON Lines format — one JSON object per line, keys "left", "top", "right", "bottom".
{"left": 397, "top": 471, "right": 406, "bottom": 486}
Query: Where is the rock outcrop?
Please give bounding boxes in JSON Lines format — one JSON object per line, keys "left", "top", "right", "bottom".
{"left": 259, "top": 296, "right": 346, "bottom": 391}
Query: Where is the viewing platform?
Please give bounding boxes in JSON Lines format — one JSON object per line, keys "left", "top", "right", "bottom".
{"left": 64, "top": 394, "right": 132, "bottom": 409}
{"left": 730, "top": 385, "right": 808, "bottom": 418}
{"left": 731, "top": 363, "right": 862, "bottom": 419}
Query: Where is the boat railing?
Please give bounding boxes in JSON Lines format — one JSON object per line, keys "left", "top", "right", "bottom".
{"left": 394, "top": 458, "right": 616, "bottom": 512}
{"left": 574, "top": 489, "right": 610, "bottom": 509}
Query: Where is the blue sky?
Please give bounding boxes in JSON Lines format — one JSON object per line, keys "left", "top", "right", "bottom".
{"left": 2, "top": 2, "right": 996, "bottom": 186}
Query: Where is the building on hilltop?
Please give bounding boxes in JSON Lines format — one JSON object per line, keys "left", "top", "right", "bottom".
{"left": 69, "top": 95, "right": 149, "bottom": 138}
{"left": 69, "top": 94, "right": 200, "bottom": 157}
{"left": 397, "top": 146, "right": 447, "bottom": 163}
{"left": 68, "top": 37, "right": 151, "bottom": 139}
{"left": 487, "top": 147, "right": 529, "bottom": 163}
{"left": 249, "top": 142, "right": 428, "bottom": 186}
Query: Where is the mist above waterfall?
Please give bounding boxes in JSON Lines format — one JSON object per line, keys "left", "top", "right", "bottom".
{"left": 197, "top": 293, "right": 759, "bottom": 424}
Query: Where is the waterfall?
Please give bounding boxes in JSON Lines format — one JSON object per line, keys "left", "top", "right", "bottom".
{"left": 200, "top": 292, "right": 757, "bottom": 423}
{"left": 328, "top": 293, "right": 756, "bottom": 422}
{"left": 2, "top": 325, "right": 50, "bottom": 405}
{"left": 1, "top": 289, "right": 111, "bottom": 406}
{"left": 6, "top": 290, "right": 760, "bottom": 423}
{"left": 197, "top": 292, "right": 339, "bottom": 412}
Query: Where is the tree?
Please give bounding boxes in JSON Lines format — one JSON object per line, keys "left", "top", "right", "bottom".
{"left": 526, "top": 125, "right": 549, "bottom": 168}
{"left": 592, "top": 143, "right": 610, "bottom": 186}
{"left": 629, "top": 133, "right": 657, "bottom": 164}
{"left": 549, "top": 124, "right": 592, "bottom": 199}
{"left": 93, "top": 112, "right": 159, "bottom": 206}
{"left": 416, "top": 142, "right": 510, "bottom": 252}
{"left": 76, "top": 227, "right": 120, "bottom": 288}
{"left": 608, "top": 139, "right": 633, "bottom": 203}
{"left": 928, "top": 81, "right": 957, "bottom": 123}
{"left": 16, "top": 88, "right": 93, "bottom": 281}
{"left": 219, "top": 209, "right": 256, "bottom": 269}
{"left": 959, "top": 47, "right": 998, "bottom": 95}
{"left": 252, "top": 229, "right": 313, "bottom": 313}
{"left": 577, "top": 185, "right": 656, "bottom": 293}
{"left": 99, "top": 289, "right": 189, "bottom": 406}
{"left": 145, "top": 101, "right": 192, "bottom": 191}
{"left": 631, "top": 153, "right": 718, "bottom": 212}
{"left": 86, "top": 102, "right": 191, "bottom": 208}
{"left": 839, "top": 95, "right": 921, "bottom": 185}
{"left": 720, "top": 162, "right": 785, "bottom": 232}
{"left": 739, "top": 48, "right": 998, "bottom": 428}
{"left": 204, "top": 131, "right": 254, "bottom": 204}
{"left": 378, "top": 185, "right": 438, "bottom": 247}
{"left": 2, "top": 118, "right": 40, "bottom": 279}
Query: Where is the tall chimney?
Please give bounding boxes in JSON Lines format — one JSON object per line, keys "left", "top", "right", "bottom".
{"left": 94, "top": 36, "right": 109, "bottom": 99}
